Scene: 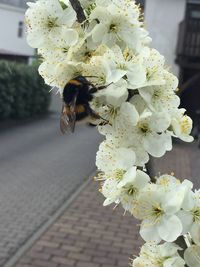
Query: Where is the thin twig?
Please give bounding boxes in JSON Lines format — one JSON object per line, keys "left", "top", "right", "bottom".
{"left": 69, "top": 0, "right": 86, "bottom": 23}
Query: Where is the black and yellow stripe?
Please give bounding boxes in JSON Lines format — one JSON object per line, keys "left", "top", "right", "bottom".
{"left": 68, "top": 79, "right": 82, "bottom": 86}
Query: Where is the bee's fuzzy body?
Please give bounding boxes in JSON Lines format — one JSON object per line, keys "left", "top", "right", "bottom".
{"left": 60, "top": 75, "right": 106, "bottom": 133}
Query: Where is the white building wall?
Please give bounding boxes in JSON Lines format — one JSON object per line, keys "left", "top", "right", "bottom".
{"left": 0, "top": 3, "right": 34, "bottom": 56}
{"left": 145, "top": 0, "right": 186, "bottom": 76}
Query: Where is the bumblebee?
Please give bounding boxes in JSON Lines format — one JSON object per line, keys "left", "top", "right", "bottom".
{"left": 60, "top": 75, "right": 108, "bottom": 133}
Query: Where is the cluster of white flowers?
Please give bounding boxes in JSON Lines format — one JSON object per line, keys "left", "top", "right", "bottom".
{"left": 25, "top": 0, "right": 199, "bottom": 266}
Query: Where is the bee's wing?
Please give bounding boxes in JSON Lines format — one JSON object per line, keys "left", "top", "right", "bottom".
{"left": 69, "top": 99, "right": 77, "bottom": 133}
{"left": 60, "top": 104, "right": 70, "bottom": 134}
{"left": 60, "top": 94, "right": 77, "bottom": 134}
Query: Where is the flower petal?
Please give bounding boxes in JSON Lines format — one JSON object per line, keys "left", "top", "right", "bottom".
{"left": 140, "top": 220, "right": 161, "bottom": 243}
{"left": 158, "top": 215, "right": 182, "bottom": 242}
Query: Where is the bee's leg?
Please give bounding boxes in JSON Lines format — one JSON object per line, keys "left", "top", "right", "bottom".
{"left": 88, "top": 87, "right": 98, "bottom": 94}
{"left": 86, "top": 105, "right": 109, "bottom": 123}
{"left": 89, "top": 83, "right": 113, "bottom": 94}
{"left": 97, "top": 83, "right": 113, "bottom": 90}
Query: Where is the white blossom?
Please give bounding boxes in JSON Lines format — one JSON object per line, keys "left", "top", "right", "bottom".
{"left": 170, "top": 108, "right": 194, "bottom": 142}
{"left": 96, "top": 140, "right": 135, "bottom": 174}
{"left": 138, "top": 71, "right": 180, "bottom": 112}
{"left": 38, "top": 28, "right": 79, "bottom": 61}
{"left": 128, "top": 47, "right": 166, "bottom": 89}
{"left": 101, "top": 167, "right": 150, "bottom": 212}
{"left": 178, "top": 189, "right": 200, "bottom": 239}
{"left": 133, "top": 184, "right": 187, "bottom": 243}
{"left": 132, "top": 242, "right": 185, "bottom": 267}
{"left": 89, "top": 3, "right": 147, "bottom": 52}
{"left": 135, "top": 109, "right": 172, "bottom": 157}
{"left": 39, "top": 61, "right": 82, "bottom": 91}
{"left": 25, "top": 0, "right": 77, "bottom": 48}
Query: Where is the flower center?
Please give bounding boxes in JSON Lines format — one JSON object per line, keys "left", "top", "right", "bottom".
{"left": 46, "top": 17, "right": 58, "bottom": 29}
{"left": 138, "top": 122, "right": 150, "bottom": 134}
{"left": 146, "top": 66, "right": 158, "bottom": 80}
{"left": 84, "top": 51, "right": 93, "bottom": 61}
{"left": 156, "top": 256, "right": 170, "bottom": 266}
{"left": 153, "top": 89, "right": 161, "bottom": 98}
{"left": 151, "top": 205, "right": 164, "bottom": 220}
{"left": 117, "top": 63, "right": 127, "bottom": 70}
{"left": 109, "top": 106, "right": 118, "bottom": 117}
{"left": 115, "top": 169, "right": 126, "bottom": 181}
{"left": 123, "top": 48, "right": 135, "bottom": 61}
{"left": 109, "top": 23, "right": 118, "bottom": 33}
{"left": 192, "top": 207, "right": 200, "bottom": 222}
{"left": 127, "top": 186, "right": 138, "bottom": 197}
{"left": 62, "top": 47, "right": 69, "bottom": 53}
{"left": 181, "top": 116, "right": 191, "bottom": 134}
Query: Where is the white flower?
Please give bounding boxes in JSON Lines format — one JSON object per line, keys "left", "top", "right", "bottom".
{"left": 95, "top": 79, "right": 128, "bottom": 108}
{"left": 67, "top": 41, "right": 108, "bottom": 64}
{"left": 38, "top": 61, "right": 58, "bottom": 89}
{"left": 132, "top": 242, "right": 185, "bottom": 267}
{"left": 138, "top": 71, "right": 180, "bottom": 112}
{"left": 170, "top": 108, "right": 194, "bottom": 142}
{"left": 96, "top": 140, "right": 135, "bottom": 173}
{"left": 101, "top": 178, "right": 122, "bottom": 206}
{"left": 177, "top": 189, "right": 200, "bottom": 239}
{"left": 101, "top": 45, "right": 146, "bottom": 85}
{"left": 89, "top": 3, "right": 146, "bottom": 51}
{"left": 101, "top": 45, "right": 127, "bottom": 84}
{"left": 156, "top": 174, "right": 182, "bottom": 190}
{"left": 184, "top": 245, "right": 200, "bottom": 267}
{"left": 38, "top": 27, "right": 79, "bottom": 61}
{"left": 136, "top": 109, "right": 172, "bottom": 157}
{"left": 133, "top": 184, "right": 186, "bottom": 243}
{"left": 128, "top": 48, "right": 166, "bottom": 89}
{"left": 101, "top": 167, "right": 150, "bottom": 210}
{"left": 25, "top": 0, "right": 77, "bottom": 48}
{"left": 98, "top": 102, "right": 149, "bottom": 166}
{"left": 81, "top": 55, "right": 110, "bottom": 85}
{"left": 117, "top": 168, "right": 150, "bottom": 212}
{"left": 39, "top": 60, "right": 82, "bottom": 91}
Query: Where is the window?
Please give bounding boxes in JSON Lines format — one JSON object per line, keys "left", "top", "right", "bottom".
{"left": 186, "top": 0, "right": 200, "bottom": 20}
{"left": 18, "top": 21, "right": 24, "bottom": 38}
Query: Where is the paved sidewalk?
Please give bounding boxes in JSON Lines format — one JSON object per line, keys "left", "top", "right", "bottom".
{"left": 153, "top": 140, "right": 200, "bottom": 189}
{"left": 0, "top": 116, "right": 102, "bottom": 266}
{"left": 13, "top": 141, "right": 200, "bottom": 267}
{"left": 14, "top": 180, "right": 143, "bottom": 267}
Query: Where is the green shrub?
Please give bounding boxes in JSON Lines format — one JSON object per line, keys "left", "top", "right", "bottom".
{"left": 0, "top": 60, "right": 51, "bottom": 120}
{"left": 0, "top": 61, "right": 15, "bottom": 119}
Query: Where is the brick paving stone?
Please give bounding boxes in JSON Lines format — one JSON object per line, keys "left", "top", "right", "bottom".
{"left": 14, "top": 141, "right": 200, "bottom": 267}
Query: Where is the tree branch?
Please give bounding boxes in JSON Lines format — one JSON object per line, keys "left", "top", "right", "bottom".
{"left": 146, "top": 156, "right": 156, "bottom": 182}
{"left": 69, "top": 0, "right": 86, "bottom": 23}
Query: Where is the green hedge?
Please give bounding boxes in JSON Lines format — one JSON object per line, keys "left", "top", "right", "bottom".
{"left": 0, "top": 61, "right": 51, "bottom": 120}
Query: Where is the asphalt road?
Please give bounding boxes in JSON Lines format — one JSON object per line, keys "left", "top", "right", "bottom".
{"left": 0, "top": 115, "right": 102, "bottom": 266}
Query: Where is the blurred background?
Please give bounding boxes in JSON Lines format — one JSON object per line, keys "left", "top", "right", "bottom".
{"left": 0, "top": 1, "right": 200, "bottom": 267}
